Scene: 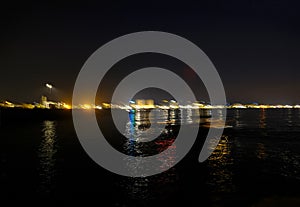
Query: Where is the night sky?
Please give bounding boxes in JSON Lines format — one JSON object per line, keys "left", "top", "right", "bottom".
{"left": 0, "top": 1, "right": 299, "bottom": 104}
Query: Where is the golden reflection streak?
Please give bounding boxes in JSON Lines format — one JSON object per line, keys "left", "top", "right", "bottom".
{"left": 120, "top": 110, "right": 178, "bottom": 200}
{"left": 259, "top": 109, "right": 266, "bottom": 129}
{"left": 37, "top": 120, "right": 57, "bottom": 193}
{"left": 256, "top": 143, "right": 266, "bottom": 160}
{"left": 207, "top": 135, "right": 235, "bottom": 193}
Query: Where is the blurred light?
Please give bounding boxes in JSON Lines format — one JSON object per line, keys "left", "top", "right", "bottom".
{"left": 83, "top": 104, "right": 92, "bottom": 110}
{"left": 46, "top": 83, "right": 53, "bottom": 89}
{"left": 95, "top": 105, "right": 102, "bottom": 109}
{"left": 63, "top": 104, "right": 71, "bottom": 109}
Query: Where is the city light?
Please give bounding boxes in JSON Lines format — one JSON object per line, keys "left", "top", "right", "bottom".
{"left": 46, "top": 83, "right": 53, "bottom": 89}
{"left": 83, "top": 104, "right": 92, "bottom": 110}
{"left": 1, "top": 98, "right": 300, "bottom": 111}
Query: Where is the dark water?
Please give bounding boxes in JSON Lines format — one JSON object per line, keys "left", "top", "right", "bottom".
{"left": 0, "top": 108, "right": 300, "bottom": 206}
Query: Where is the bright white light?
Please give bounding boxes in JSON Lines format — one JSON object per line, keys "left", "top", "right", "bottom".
{"left": 46, "top": 83, "right": 53, "bottom": 89}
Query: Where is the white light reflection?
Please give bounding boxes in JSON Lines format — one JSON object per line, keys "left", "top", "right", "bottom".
{"left": 37, "top": 120, "right": 57, "bottom": 193}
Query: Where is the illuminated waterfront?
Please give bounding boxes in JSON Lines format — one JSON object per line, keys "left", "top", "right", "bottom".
{"left": 1, "top": 98, "right": 300, "bottom": 110}
{"left": 0, "top": 108, "right": 300, "bottom": 206}
{"left": 1, "top": 0, "right": 299, "bottom": 206}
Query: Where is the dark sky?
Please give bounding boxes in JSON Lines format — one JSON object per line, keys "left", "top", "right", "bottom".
{"left": 0, "top": 0, "right": 299, "bottom": 104}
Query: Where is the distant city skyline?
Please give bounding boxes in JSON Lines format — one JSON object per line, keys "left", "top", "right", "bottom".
{"left": 0, "top": 1, "right": 299, "bottom": 104}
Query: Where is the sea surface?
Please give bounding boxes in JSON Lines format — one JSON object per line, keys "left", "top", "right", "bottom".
{"left": 0, "top": 108, "right": 300, "bottom": 206}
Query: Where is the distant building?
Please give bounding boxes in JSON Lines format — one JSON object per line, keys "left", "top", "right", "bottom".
{"left": 169, "top": 100, "right": 179, "bottom": 109}
{"left": 40, "top": 95, "right": 69, "bottom": 109}
{"left": 230, "top": 103, "right": 247, "bottom": 109}
{"left": 41, "top": 96, "right": 49, "bottom": 108}
{"left": 132, "top": 99, "right": 155, "bottom": 109}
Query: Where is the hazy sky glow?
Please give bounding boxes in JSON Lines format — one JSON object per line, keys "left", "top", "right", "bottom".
{"left": 0, "top": 1, "right": 299, "bottom": 104}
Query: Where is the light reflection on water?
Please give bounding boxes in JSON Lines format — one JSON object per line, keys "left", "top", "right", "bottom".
{"left": 122, "top": 109, "right": 177, "bottom": 164}
{"left": 287, "top": 108, "right": 293, "bottom": 128}
{"left": 118, "top": 108, "right": 300, "bottom": 200}
{"left": 30, "top": 109, "right": 300, "bottom": 205}
{"left": 256, "top": 143, "right": 267, "bottom": 160}
{"left": 234, "top": 109, "right": 243, "bottom": 128}
{"left": 37, "top": 120, "right": 57, "bottom": 193}
{"left": 259, "top": 109, "right": 266, "bottom": 129}
{"left": 207, "top": 135, "right": 236, "bottom": 193}
{"left": 118, "top": 108, "right": 230, "bottom": 203}
{"left": 119, "top": 110, "right": 178, "bottom": 200}
{"left": 2, "top": 108, "right": 300, "bottom": 207}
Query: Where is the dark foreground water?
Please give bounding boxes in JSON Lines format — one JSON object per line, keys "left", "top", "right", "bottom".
{"left": 0, "top": 108, "right": 300, "bottom": 206}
